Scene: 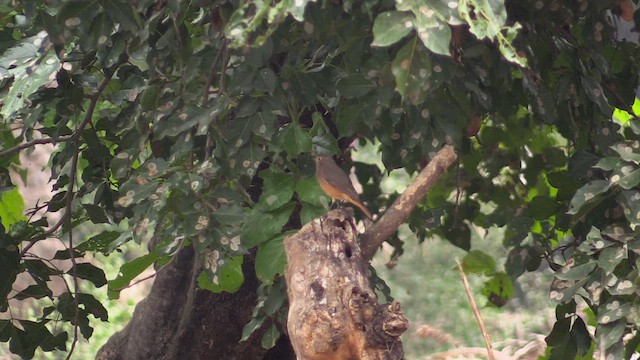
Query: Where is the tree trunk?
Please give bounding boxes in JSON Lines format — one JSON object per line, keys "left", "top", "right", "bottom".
{"left": 285, "top": 208, "right": 408, "bottom": 360}
{"left": 96, "top": 246, "right": 295, "bottom": 360}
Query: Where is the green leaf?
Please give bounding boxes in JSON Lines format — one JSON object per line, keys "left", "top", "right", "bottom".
{"left": 556, "top": 261, "right": 597, "bottom": 281}
{"left": 76, "top": 231, "right": 121, "bottom": 254}
{"left": 571, "top": 317, "right": 592, "bottom": 356}
{"left": 108, "top": 250, "right": 161, "bottom": 299}
{"left": 548, "top": 336, "right": 578, "bottom": 360}
{"left": 261, "top": 323, "right": 280, "bottom": 349}
{"left": 546, "top": 317, "right": 571, "bottom": 346}
{"left": 391, "top": 37, "right": 431, "bottom": 105}
{"left": 241, "top": 204, "right": 295, "bottom": 248}
{"left": 0, "top": 187, "right": 26, "bottom": 230}
{"left": 13, "top": 284, "right": 52, "bottom": 300}
{"left": 481, "top": 272, "right": 514, "bottom": 307}
{"left": 527, "top": 196, "right": 562, "bottom": 220}
{"left": 371, "top": 11, "right": 414, "bottom": 47}
{"left": 82, "top": 204, "right": 110, "bottom": 224}
{"left": 103, "top": 0, "right": 141, "bottom": 31}
{"left": 296, "top": 176, "right": 327, "bottom": 207}
{"left": 0, "top": 248, "right": 20, "bottom": 312}
{"left": 619, "top": 190, "right": 640, "bottom": 231}
{"left": 461, "top": 250, "right": 495, "bottom": 275}
{"left": 212, "top": 204, "right": 246, "bottom": 225}
{"left": 255, "top": 234, "right": 287, "bottom": 284}
{"left": 595, "top": 320, "right": 626, "bottom": 351}
{"left": 1, "top": 49, "right": 60, "bottom": 119}
{"left": 597, "top": 247, "right": 626, "bottom": 275}
{"left": 567, "top": 180, "right": 611, "bottom": 215}
{"left": 198, "top": 255, "right": 244, "bottom": 293}
{"left": 280, "top": 122, "right": 312, "bottom": 157}
{"left": 74, "top": 263, "right": 107, "bottom": 288}
{"left": 613, "top": 165, "right": 640, "bottom": 190}
{"left": 597, "top": 300, "right": 630, "bottom": 324}
{"left": 259, "top": 169, "right": 295, "bottom": 211}
{"left": 337, "top": 73, "right": 376, "bottom": 97}
{"left": 414, "top": 13, "right": 451, "bottom": 56}
{"left": 77, "top": 293, "right": 108, "bottom": 321}
{"left": 240, "top": 315, "right": 266, "bottom": 342}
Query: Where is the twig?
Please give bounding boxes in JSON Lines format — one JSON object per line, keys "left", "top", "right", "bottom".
{"left": 202, "top": 38, "right": 226, "bottom": 104}
{"left": 219, "top": 43, "right": 229, "bottom": 95}
{"left": 455, "top": 258, "right": 496, "bottom": 360}
{"left": 360, "top": 145, "right": 457, "bottom": 258}
{"left": 0, "top": 135, "right": 74, "bottom": 158}
{"left": 64, "top": 149, "right": 80, "bottom": 360}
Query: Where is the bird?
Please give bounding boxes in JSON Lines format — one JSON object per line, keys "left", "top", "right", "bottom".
{"left": 314, "top": 154, "right": 373, "bottom": 220}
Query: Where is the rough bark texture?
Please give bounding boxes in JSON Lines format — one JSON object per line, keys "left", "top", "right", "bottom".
{"left": 285, "top": 208, "right": 408, "bottom": 360}
{"left": 96, "top": 246, "right": 295, "bottom": 360}
{"left": 361, "top": 145, "right": 458, "bottom": 258}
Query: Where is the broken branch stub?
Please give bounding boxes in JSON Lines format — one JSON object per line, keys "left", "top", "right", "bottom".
{"left": 285, "top": 208, "right": 408, "bottom": 360}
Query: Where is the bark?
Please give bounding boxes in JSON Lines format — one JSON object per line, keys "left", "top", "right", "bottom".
{"left": 96, "top": 246, "right": 295, "bottom": 360}
{"left": 361, "top": 145, "right": 458, "bottom": 258}
{"left": 285, "top": 208, "right": 408, "bottom": 360}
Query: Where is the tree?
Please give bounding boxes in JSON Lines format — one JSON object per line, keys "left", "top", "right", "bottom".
{"left": 1, "top": 0, "right": 640, "bottom": 359}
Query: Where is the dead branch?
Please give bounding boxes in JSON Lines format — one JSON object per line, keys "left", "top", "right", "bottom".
{"left": 361, "top": 145, "right": 458, "bottom": 258}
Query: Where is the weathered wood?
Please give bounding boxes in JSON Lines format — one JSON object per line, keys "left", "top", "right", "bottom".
{"left": 285, "top": 208, "right": 408, "bottom": 360}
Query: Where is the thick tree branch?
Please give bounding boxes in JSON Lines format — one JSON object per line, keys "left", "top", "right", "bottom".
{"left": 361, "top": 145, "right": 458, "bottom": 258}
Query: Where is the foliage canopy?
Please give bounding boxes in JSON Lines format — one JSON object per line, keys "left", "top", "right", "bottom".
{"left": 1, "top": 0, "right": 640, "bottom": 358}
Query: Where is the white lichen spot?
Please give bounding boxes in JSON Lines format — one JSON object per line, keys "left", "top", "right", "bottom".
{"left": 136, "top": 175, "right": 148, "bottom": 185}
{"left": 220, "top": 237, "right": 230, "bottom": 245}
{"left": 367, "top": 69, "right": 377, "bottom": 78}
{"left": 611, "top": 175, "right": 620, "bottom": 183}
{"left": 411, "top": 132, "right": 421, "bottom": 139}
{"left": 191, "top": 181, "right": 200, "bottom": 191}
{"left": 230, "top": 242, "right": 239, "bottom": 251}
{"left": 595, "top": 240, "right": 605, "bottom": 249}
{"left": 392, "top": 107, "right": 404, "bottom": 114}
{"left": 421, "top": 109, "right": 429, "bottom": 118}
{"left": 602, "top": 127, "right": 610, "bottom": 136}
{"left": 400, "top": 59, "right": 410, "bottom": 70}
{"left": 404, "top": 20, "right": 412, "bottom": 28}
{"left": 601, "top": 315, "right": 610, "bottom": 323}
{"left": 65, "top": 17, "right": 81, "bottom": 28}
{"left": 549, "top": 290, "right": 564, "bottom": 301}
{"left": 400, "top": 149, "right": 408, "bottom": 158}
{"left": 266, "top": 194, "right": 278, "bottom": 205}
{"left": 432, "top": 139, "right": 439, "bottom": 147}
{"left": 304, "top": 21, "right": 314, "bottom": 34}
{"left": 178, "top": 113, "right": 188, "bottom": 121}
{"left": 98, "top": 35, "right": 108, "bottom": 45}
{"left": 447, "top": 1, "right": 457, "bottom": 9}
{"left": 535, "top": 1, "right": 544, "bottom": 9}
{"left": 258, "top": 125, "right": 267, "bottom": 133}
{"left": 419, "top": 68, "right": 428, "bottom": 78}
{"left": 147, "top": 162, "right": 158, "bottom": 176}
{"left": 117, "top": 152, "right": 129, "bottom": 159}
{"left": 242, "top": 160, "right": 251, "bottom": 168}
{"left": 619, "top": 280, "right": 633, "bottom": 290}
{"left": 433, "top": 65, "right": 442, "bottom": 73}
{"left": 584, "top": 192, "right": 594, "bottom": 201}
{"left": 391, "top": 133, "right": 401, "bottom": 140}
{"left": 235, "top": 139, "right": 243, "bottom": 147}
